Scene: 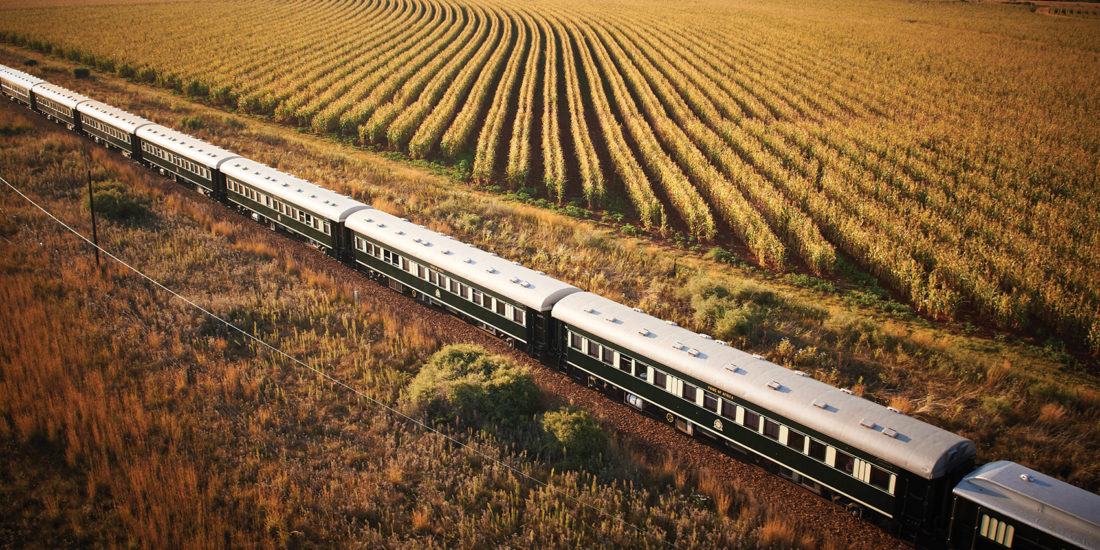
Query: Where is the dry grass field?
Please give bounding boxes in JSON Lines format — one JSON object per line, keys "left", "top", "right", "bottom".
{"left": 1, "top": 0, "right": 1097, "bottom": 355}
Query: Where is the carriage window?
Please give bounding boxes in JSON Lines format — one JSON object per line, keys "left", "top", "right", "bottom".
{"left": 401, "top": 258, "right": 409, "bottom": 271}
{"left": 429, "top": 270, "right": 439, "bottom": 285}
{"left": 619, "top": 355, "right": 633, "bottom": 373}
{"left": 786, "top": 431, "right": 805, "bottom": 452}
{"left": 721, "top": 400, "right": 736, "bottom": 420}
{"left": 742, "top": 410, "right": 760, "bottom": 431}
{"left": 835, "top": 450, "right": 855, "bottom": 475}
{"left": 587, "top": 340, "right": 600, "bottom": 358}
{"left": 763, "top": 419, "right": 780, "bottom": 440}
{"left": 681, "top": 382, "right": 696, "bottom": 402}
{"left": 512, "top": 307, "right": 523, "bottom": 325}
{"left": 496, "top": 300, "right": 507, "bottom": 316}
{"left": 569, "top": 333, "right": 582, "bottom": 351}
{"left": 601, "top": 346, "right": 614, "bottom": 365}
{"left": 869, "top": 466, "right": 892, "bottom": 492}
{"left": 634, "top": 362, "right": 647, "bottom": 380}
{"left": 472, "top": 289, "right": 483, "bottom": 306}
{"left": 652, "top": 370, "right": 667, "bottom": 389}
{"left": 417, "top": 265, "right": 426, "bottom": 279}
{"left": 703, "top": 392, "right": 719, "bottom": 412}
{"left": 979, "top": 515, "right": 1014, "bottom": 547}
{"left": 808, "top": 439, "right": 827, "bottom": 462}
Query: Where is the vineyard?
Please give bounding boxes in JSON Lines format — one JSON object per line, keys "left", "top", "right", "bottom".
{"left": 0, "top": 0, "right": 1098, "bottom": 352}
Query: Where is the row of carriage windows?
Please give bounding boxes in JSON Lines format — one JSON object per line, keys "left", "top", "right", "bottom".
{"left": 35, "top": 96, "right": 72, "bottom": 118}
{"left": 141, "top": 141, "right": 211, "bottom": 179}
{"left": 83, "top": 117, "right": 131, "bottom": 144}
{"left": 352, "top": 236, "right": 526, "bottom": 326}
{"left": 980, "top": 514, "right": 1015, "bottom": 548}
{"left": 1, "top": 82, "right": 29, "bottom": 99}
{"left": 569, "top": 331, "right": 896, "bottom": 495}
{"left": 226, "top": 178, "right": 332, "bottom": 235}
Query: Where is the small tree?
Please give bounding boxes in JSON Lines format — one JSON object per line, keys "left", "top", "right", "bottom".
{"left": 539, "top": 407, "right": 608, "bottom": 470}
{"left": 404, "top": 344, "right": 540, "bottom": 427}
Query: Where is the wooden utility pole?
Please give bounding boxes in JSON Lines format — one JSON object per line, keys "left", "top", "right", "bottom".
{"left": 87, "top": 170, "right": 99, "bottom": 267}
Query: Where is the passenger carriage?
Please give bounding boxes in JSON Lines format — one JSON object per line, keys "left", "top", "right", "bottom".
{"left": 344, "top": 209, "right": 580, "bottom": 355}
{"left": 135, "top": 124, "right": 239, "bottom": 196}
{"left": 219, "top": 157, "right": 368, "bottom": 254}
{"left": 551, "top": 292, "right": 977, "bottom": 540}
{"left": 0, "top": 66, "right": 43, "bottom": 107}
{"left": 949, "top": 461, "right": 1100, "bottom": 550}
{"left": 28, "top": 82, "right": 91, "bottom": 131}
{"left": 76, "top": 100, "right": 153, "bottom": 158}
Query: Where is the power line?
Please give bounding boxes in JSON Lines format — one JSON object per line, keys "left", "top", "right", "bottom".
{"left": 0, "top": 174, "right": 680, "bottom": 548}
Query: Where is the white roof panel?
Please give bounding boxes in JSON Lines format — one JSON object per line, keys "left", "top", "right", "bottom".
{"left": 552, "top": 292, "right": 976, "bottom": 479}
{"left": 954, "top": 461, "right": 1100, "bottom": 549}
{"left": 30, "top": 82, "right": 92, "bottom": 109}
{"left": 345, "top": 209, "right": 581, "bottom": 311}
{"left": 0, "top": 64, "right": 45, "bottom": 90}
{"left": 220, "top": 158, "right": 369, "bottom": 222}
{"left": 76, "top": 99, "right": 154, "bottom": 133}
{"left": 136, "top": 124, "right": 239, "bottom": 169}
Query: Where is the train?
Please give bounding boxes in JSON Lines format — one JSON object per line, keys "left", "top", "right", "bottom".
{"left": 2, "top": 64, "right": 1097, "bottom": 550}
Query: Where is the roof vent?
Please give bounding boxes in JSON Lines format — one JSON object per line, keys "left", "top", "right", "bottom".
{"left": 413, "top": 238, "right": 422, "bottom": 243}
{"left": 638, "top": 328, "right": 651, "bottom": 337}
{"left": 766, "top": 380, "right": 782, "bottom": 391}
{"left": 1020, "top": 474, "right": 1033, "bottom": 483}
{"left": 882, "top": 428, "right": 898, "bottom": 439}
{"left": 687, "top": 349, "right": 700, "bottom": 357}
{"left": 664, "top": 320, "right": 678, "bottom": 326}
{"left": 365, "top": 218, "right": 373, "bottom": 223}
{"left": 794, "top": 371, "right": 808, "bottom": 377}
{"left": 510, "top": 276, "right": 520, "bottom": 283}
{"left": 859, "top": 418, "right": 876, "bottom": 430}
{"left": 840, "top": 388, "right": 854, "bottom": 395}
{"left": 698, "top": 333, "right": 712, "bottom": 340}
{"left": 396, "top": 231, "right": 405, "bottom": 236}
{"left": 464, "top": 258, "right": 474, "bottom": 264}
{"left": 631, "top": 307, "right": 644, "bottom": 313}
{"left": 672, "top": 342, "right": 684, "bottom": 350}
{"left": 605, "top": 317, "right": 618, "bottom": 323}
{"left": 522, "top": 281, "right": 533, "bottom": 288}
{"left": 584, "top": 308, "right": 596, "bottom": 314}
{"left": 377, "top": 223, "right": 385, "bottom": 228}
{"left": 751, "top": 354, "right": 764, "bottom": 360}
{"left": 886, "top": 406, "right": 903, "bottom": 414}
{"left": 441, "top": 250, "right": 452, "bottom": 255}
{"left": 812, "top": 399, "right": 828, "bottom": 409}
{"left": 715, "top": 340, "right": 728, "bottom": 346}
{"left": 485, "top": 267, "right": 497, "bottom": 274}
{"left": 535, "top": 271, "right": 546, "bottom": 276}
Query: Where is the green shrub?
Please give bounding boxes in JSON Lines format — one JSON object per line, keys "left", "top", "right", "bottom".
{"left": 84, "top": 180, "right": 145, "bottom": 221}
{"left": 404, "top": 344, "right": 539, "bottom": 427}
{"left": 72, "top": 67, "right": 90, "bottom": 79}
{"left": 180, "top": 116, "right": 205, "bottom": 131}
{"left": 539, "top": 407, "right": 608, "bottom": 470}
